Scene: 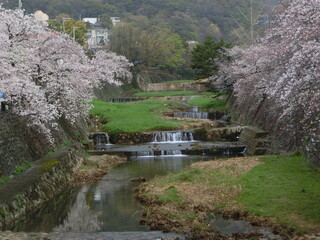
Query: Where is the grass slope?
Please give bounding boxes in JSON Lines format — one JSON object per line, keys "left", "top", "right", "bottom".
{"left": 187, "top": 97, "right": 227, "bottom": 110}
{"left": 90, "top": 99, "right": 182, "bottom": 134}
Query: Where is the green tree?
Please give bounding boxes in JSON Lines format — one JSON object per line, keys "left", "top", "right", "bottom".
{"left": 110, "top": 23, "right": 187, "bottom": 69}
{"left": 98, "top": 13, "right": 113, "bottom": 29}
{"left": 63, "top": 19, "right": 88, "bottom": 46}
{"left": 110, "top": 23, "right": 163, "bottom": 66}
{"left": 47, "top": 15, "right": 87, "bottom": 47}
{"left": 159, "top": 32, "right": 187, "bottom": 69}
{"left": 191, "top": 36, "right": 231, "bottom": 79}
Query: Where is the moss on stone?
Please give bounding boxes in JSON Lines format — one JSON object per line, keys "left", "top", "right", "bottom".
{"left": 41, "top": 160, "right": 59, "bottom": 172}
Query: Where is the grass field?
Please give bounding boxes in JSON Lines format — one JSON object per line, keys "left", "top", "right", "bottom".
{"left": 141, "top": 155, "right": 320, "bottom": 232}
{"left": 237, "top": 155, "right": 320, "bottom": 229}
{"left": 90, "top": 99, "right": 183, "bottom": 134}
{"left": 187, "top": 97, "right": 227, "bottom": 110}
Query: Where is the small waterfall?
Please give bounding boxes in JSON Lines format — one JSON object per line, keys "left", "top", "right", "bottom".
{"left": 107, "top": 98, "right": 139, "bottom": 103}
{"left": 152, "top": 131, "right": 194, "bottom": 143}
{"left": 191, "top": 106, "right": 199, "bottom": 112}
{"left": 173, "top": 112, "right": 209, "bottom": 119}
{"left": 132, "top": 150, "right": 183, "bottom": 157}
{"left": 93, "top": 132, "right": 110, "bottom": 145}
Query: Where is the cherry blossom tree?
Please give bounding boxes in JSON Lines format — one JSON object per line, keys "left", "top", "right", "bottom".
{"left": 212, "top": 0, "right": 320, "bottom": 165}
{"left": 0, "top": 7, "right": 132, "bottom": 142}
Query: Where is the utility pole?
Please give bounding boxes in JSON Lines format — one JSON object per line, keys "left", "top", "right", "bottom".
{"left": 62, "top": 17, "right": 71, "bottom": 33}
{"left": 73, "top": 26, "right": 80, "bottom": 41}
{"left": 17, "top": 0, "right": 24, "bottom": 17}
{"left": 18, "top": 0, "right": 22, "bottom": 10}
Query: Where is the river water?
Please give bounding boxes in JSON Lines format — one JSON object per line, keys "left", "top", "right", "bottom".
{"left": 8, "top": 155, "right": 210, "bottom": 233}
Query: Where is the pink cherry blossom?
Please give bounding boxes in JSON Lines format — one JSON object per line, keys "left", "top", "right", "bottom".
{"left": 212, "top": 0, "right": 320, "bottom": 165}
{"left": 0, "top": 7, "right": 132, "bottom": 143}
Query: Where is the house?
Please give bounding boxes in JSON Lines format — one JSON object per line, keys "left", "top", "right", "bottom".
{"left": 83, "top": 18, "right": 98, "bottom": 25}
{"left": 86, "top": 28, "right": 109, "bottom": 49}
{"left": 83, "top": 18, "right": 109, "bottom": 49}
{"left": 110, "top": 17, "right": 120, "bottom": 26}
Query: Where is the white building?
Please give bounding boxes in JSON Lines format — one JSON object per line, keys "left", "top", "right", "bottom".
{"left": 86, "top": 28, "right": 109, "bottom": 49}
{"left": 83, "top": 18, "right": 98, "bottom": 25}
{"left": 83, "top": 16, "right": 120, "bottom": 49}
{"left": 110, "top": 17, "right": 120, "bottom": 26}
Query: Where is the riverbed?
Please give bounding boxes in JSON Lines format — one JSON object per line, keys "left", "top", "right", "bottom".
{"left": 5, "top": 155, "right": 210, "bottom": 235}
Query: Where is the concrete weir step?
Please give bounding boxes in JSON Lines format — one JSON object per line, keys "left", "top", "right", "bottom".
{"left": 0, "top": 231, "right": 185, "bottom": 240}
{"left": 49, "top": 232, "right": 185, "bottom": 240}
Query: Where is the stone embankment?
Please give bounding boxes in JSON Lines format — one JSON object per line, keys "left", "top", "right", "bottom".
{"left": 0, "top": 113, "right": 36, "bottom": 175}
{"left": 239, "top": 127, "right": 271, "bottom": 155}
{"left": 109, "top": 132, "right": 154, "bottom": 145}
{"left": 145, "top": 79, "right": 210, "bottom": 92}
{"left": 0, "top": 145, "right": 84, "bottom": 229}
{"left": 194, "top": 126, "right": 244, "bottom": 142}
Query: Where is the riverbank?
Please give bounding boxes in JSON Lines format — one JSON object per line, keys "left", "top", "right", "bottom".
{"left": 135, "top": 155, "right": 320, "bottom": 239}
{"left": 71, "top": 154, "right": 126, "bottom": 184}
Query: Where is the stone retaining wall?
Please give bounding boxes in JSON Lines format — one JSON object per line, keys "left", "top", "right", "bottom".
{"left": 109, "top": 127, "right": 245, "bottom": 145}
{"left": 0, "top": 145, "right": 83, "bottom": 229}
{"left": 0, "top": 113, "right": 35, "bottom": 175}
{"left": 145, "top": 82, "right": 209, "bottom": 92}
{"left": 194, "top": 126, "right": 245, "bottom": 142}
{"left": 109, "top": 132, "right": 154, "bottom": 145}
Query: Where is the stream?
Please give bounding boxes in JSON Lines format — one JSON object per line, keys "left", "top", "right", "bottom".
{"left": 6, "top": 155, "right": 210, "bottom": 238}
{"left": 4, "top": 129, "right": 281, "bottom": 239}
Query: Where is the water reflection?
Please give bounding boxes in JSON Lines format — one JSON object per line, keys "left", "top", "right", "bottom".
{"left": 9, "top": 155, "right": 211, "bottom": 232}
{"left": 53, "top": 187, "right": 102, "bottom": 232}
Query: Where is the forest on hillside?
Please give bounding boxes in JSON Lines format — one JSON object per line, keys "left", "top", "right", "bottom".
{"left": 2, "top": 0, "right": 278, "bottom": 42}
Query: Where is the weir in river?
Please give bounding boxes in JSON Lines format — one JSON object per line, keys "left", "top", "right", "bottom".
{"left": 3, "top": 126, "right": 279, "bottom": 239}
{"left": 93, "top": 132, "right": 110, "bottom": 145}
{"left": 152, "top": 130, "right": 194, "bottom": 143}
{"left": 106, "top": 98, "right": 142, "bottom": 103}
{"left": 92, "top": 130, "right": 246, "bottom": 157}
{"left": 173, "top": 111, "right": 209, "bottom": 119}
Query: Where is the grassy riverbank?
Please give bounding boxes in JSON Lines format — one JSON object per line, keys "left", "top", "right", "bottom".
{"left": 187, "top": 97, "right": 227, "bottom": 110}
{"left": 71, "top": 154, "right": 126, "bottom": 184}
{"left": 90, "top": 99, "right": 184, "bottom": 134}
{"left": 136, "top": 155, "right": 320, "bottom": 238}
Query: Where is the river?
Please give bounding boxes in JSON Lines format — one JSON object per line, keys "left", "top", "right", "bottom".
{"left": 7, "top": 155, "right": 210, "bottom": 234}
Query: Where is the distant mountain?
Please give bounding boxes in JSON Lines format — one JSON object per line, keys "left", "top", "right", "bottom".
{"left": 1, "top": 0, "right": 279, "bottom": 41}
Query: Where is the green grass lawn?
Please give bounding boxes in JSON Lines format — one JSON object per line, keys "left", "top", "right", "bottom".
{"left": 90, "top": 99, "right": 183, "bottom": 134}
{"left": 187, "top": 97, "right": 227, "bottom": 110}
{"left": 133, "top": 91, "right": 214, "bottom": 97}
{"left": 237, "top": 155, "right": 320, "bottom": 229}
{"left": 143, "top": 155, "right": 320, "bottom": 232}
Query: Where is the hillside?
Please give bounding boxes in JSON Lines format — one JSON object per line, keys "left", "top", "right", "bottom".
{"left": 1, "top": 0, "right": 278, "bottom": 41}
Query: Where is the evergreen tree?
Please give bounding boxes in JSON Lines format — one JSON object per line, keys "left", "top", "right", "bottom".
{"left": 191, "top": 36, "right": 231, "bottom": 79}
